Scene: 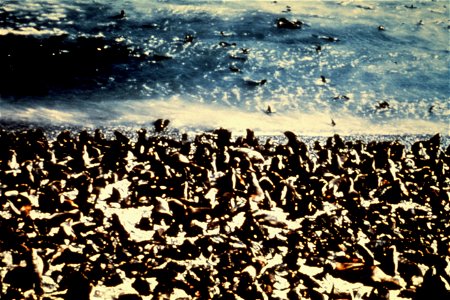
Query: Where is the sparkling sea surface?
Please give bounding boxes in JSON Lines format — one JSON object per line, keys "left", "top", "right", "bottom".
{"left": 0, "top": 0, "right": 448, "bottom": 137}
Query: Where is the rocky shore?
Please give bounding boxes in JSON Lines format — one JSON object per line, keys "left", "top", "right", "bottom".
{"left": 0, "top": 124, "right": 449, "bottom": 299}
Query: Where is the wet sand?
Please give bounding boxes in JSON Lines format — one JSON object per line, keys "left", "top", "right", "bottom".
{"left": 0, "top": 124, "right": 449, "bottom": 299}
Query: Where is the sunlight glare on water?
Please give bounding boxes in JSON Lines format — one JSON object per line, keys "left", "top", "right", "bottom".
{"left": 0, "top": 0, "right": 448, "bottom": 135}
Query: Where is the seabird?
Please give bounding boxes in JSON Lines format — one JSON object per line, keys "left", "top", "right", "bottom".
{"left": 241, "top": 48, "right": 250, "bottom": 54}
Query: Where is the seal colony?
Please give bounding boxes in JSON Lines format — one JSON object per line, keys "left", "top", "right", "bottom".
{"left": 0, "top": 124, "right": 449, "bottom": 299}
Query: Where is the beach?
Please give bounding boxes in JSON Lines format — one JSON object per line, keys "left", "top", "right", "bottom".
{"left": 0, "top": 125, "right": 449, "bottom": 299}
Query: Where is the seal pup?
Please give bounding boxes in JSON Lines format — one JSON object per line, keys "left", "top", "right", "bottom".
{"left": 132, "top": 277, "right": 151, "bottom": 296}
{"left": 4, "top": 247, "right": 44, "bottom": 296}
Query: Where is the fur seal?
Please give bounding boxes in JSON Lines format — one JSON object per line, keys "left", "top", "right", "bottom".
{"left": 276, "top": 18, "right": 303, "bottom": 29}
{"left": 377, "top": 101, "right": 390, "bottom": 109}
{"left": 112, "top": 10, "right": 126, "bottom": 20}
{"left": 184, "top": 34, "right": 194, "bottom": 44}
{"left": 313, "top": 34, "right": 340, "bottom": 42}
{"left": 219, "top": 41, "right": 236, "bottom": 48}
{"left": 229, "top": 65, "right": 240, "bottom": 72}
{"left": 333, "top": 95, "right": 350, "bottom": 101}
{"left": 245, "top": 79, "right": 267, "bottom": 86}
{"left": 154, "top": 119, "right": 170, "bottom": 133}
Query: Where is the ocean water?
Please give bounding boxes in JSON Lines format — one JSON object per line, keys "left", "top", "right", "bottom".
{"left": 0, "top": 0, "right": 448, "bottom": 136}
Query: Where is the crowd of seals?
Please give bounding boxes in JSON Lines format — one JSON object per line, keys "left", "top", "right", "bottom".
{"left": 0, "top": 124, "right": 449, "bottom": 299}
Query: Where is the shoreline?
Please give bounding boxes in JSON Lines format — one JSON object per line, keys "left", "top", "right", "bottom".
{"left": 1, "top": 119, "right": 449, "bottom": 149}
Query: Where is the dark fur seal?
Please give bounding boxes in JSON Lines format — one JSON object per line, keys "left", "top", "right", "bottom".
{"left": 276, "top": 18, "right": 303, "bottom": 29}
